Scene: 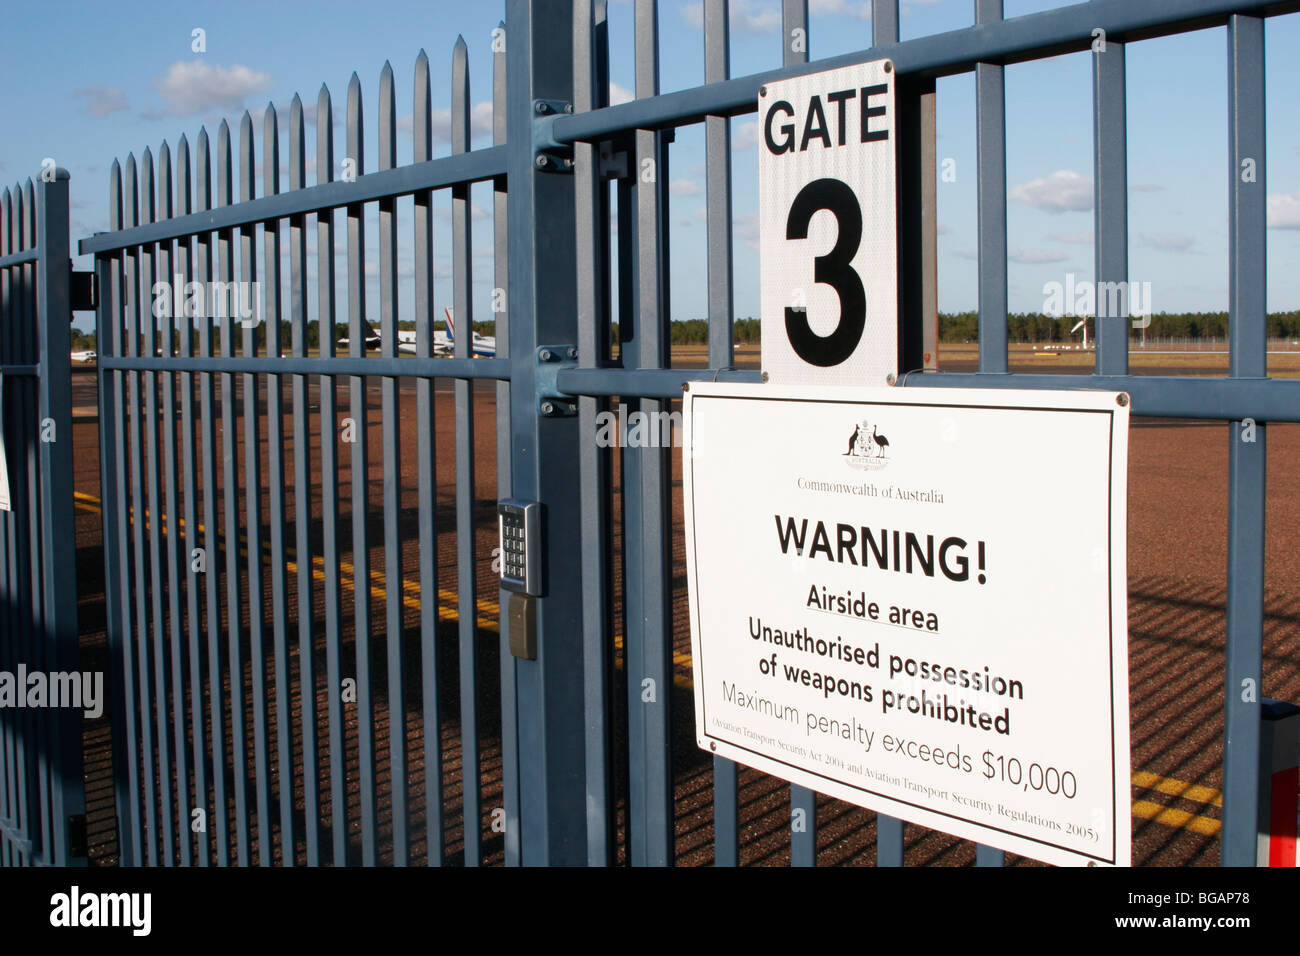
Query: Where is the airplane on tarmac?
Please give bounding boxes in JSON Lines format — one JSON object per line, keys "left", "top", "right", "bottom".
{"left": 337, "top": 309, "right": 494, "bottom": 357}
{"left": 443, "top": 307, "right": 496, "bottom": 357}
{"left": 338, "top": 320, "right": 452, "bottom": 355}
{"left": 70, "top": 350, "right": 97, "bottom": 363}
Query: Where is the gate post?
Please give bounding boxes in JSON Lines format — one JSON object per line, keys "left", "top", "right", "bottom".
{"left": 35, "top": 168, "right": 86, "bottom": 865}
{"left": 504, "top": 0, "right": 588, "bottom": 866}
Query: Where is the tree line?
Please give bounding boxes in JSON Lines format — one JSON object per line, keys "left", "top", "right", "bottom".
{"left": 73, "top": 311, "right": 1300, "bottom": 356}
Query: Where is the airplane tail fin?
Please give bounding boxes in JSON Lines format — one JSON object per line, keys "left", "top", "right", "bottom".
{"left": 444, "top": 307, "right": 455, "bottom": 340}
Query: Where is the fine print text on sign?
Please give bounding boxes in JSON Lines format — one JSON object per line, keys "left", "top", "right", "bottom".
{"left": 683, "top": 383, "right": 1131, "bottom": 867}
{"left": 760, "top": 59, "right": 897, "bottom": 386}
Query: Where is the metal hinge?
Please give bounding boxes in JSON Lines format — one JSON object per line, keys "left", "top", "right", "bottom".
{"left": 535, "top": 345, "right": 578, "bottom": 416}
{"left": 532, "top": 100, "right": 574, "bottom": 174}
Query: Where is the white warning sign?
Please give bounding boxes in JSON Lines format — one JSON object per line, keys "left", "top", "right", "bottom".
{"left": 683, "top": 382, "right": 1131, "bottom": 867}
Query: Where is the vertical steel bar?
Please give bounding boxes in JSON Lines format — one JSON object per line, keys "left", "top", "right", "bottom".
{"left": 377, "top": 61, "right": 408, "bottom": 865}
{"left": 872, "top": 0, "right": 897, "bottom": 45}
{"left": 263, "top": 103, "right": 295, "bottom": 865}
{"left": 2, "top": 186, "right": 28, "bottom": 866}
{"left": 451, "top": 36, "right": 482, "bottom": 867}
{"left": 239, "top": 112, "right": 272, "bottom": 867}
{"left": 158, "top": 143, "right": 191, "bottom": 866}
{"left": 100, "top": 161, "right": 141, "bottom": 864}
{"left": 783, "top": 0, "right": 819, "bottom": 870}
{"left": 345, "top": 72, "right": 378, "bottom": 867}
{"left": 704, "top": 0, "right": 738, "bottom": 867}
{"left": 412, "top": 50, "right": 444, "bottom": 868}
{"left": 972, "top": 0, "right": 1006, "bottom": 867}
{"left": 575, "top": 0, "right": 615, "bottom": 867}
{"left": 621, "top": 0, "right": 674, "bottom": 869}
{"left": 975, "top": 0, "right": 1008, "bottom": 375}
{"left": 2, "top": 186, "right": 33, "bottom": 865}
{"left": 289, "top": 93, "right": 319, "bottom": 866}
{"left": 196, "top": 129, "right": 229, "bottom": 865}
{"left": 36, "top": 169, "right": 82, "bottom": 865}
{"left": 316, "top": 86, "right": 348, "bottom": 867}
{"left": 1093, "top": 29, "right": 1129, "bottom": 376}
{"left": 216, "top": 121, "right": 250, "bottom": 867}
{"left": 124, "top": 155, "right": 159, "bottom": 867}
{"left": 177, "top": 135, "right": 211, "bottom": 866}
{"left": 783, "top": 0, "right": 808, "bottom": 65}
{"left": 0, "top": 189, "right": 11, "bottom": 867}
{"left": 919, "top": 88, "right": 939, "bottom": 373}
{"left": 873, "top": 0, "right": 906, "bottom": 868}
{"left": 3, "top": 186, "right": 21, "bottom": 866}
{"left": 506, "top": 0, "right": 588, "bottom": 866}
{"left": 21, "top": 180, "right": 48, "bottom": 865}
{"left": 1223, "top": 12, "right": 1266, "bottom": 868}
{"left": 491, "top": 25, "right": 518, "bottom": 869}
{"left": 142, "top": 149, "right": 177, "bottom": 866}
{"left": 19, "top": 179, "right": 51, "bottom": 865}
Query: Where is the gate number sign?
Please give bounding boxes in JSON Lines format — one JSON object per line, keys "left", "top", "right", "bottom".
{"left": 760, "top": 60, "right": 897, "bottom": 387}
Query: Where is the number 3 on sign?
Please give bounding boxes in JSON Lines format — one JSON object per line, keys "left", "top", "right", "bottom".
{"left": 784, "top": 178, "right": 865, "bottom": 367}
{"left": 759, "top": 60, "right": 897, "bottom": 387}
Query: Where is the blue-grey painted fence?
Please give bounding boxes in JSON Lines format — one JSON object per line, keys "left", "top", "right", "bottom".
{"left": 36, "top": 0, "right": 1288, "bottom": 867}
{"left": 0, "top": 170, "right": 84, "bottom": 867}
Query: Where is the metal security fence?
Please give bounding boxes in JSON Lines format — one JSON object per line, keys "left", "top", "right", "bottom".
{"left": 0, "top": 171, "right": 85, "bottom": 866}
{"left": 45, "top": 0, "right": 1297, "bottom": 867}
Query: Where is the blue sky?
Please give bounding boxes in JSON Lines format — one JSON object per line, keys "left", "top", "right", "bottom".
{"left": 2, "top": 0, "right": 1298, "bottom": 334}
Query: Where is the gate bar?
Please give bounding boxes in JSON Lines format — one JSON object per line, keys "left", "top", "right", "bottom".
{"left": 506, "top": 0, "right": 589, "bottom": 866}
{"left": 1222, "top": 12, "right": 1267, "bottom": 867}
{"left": 79, "top": 148, "right": 509, "bottom": 256}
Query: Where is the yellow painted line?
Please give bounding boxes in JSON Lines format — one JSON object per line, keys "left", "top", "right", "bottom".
{"left": 1131, "top": 770, "right": 1222, "bottom": 808}
{"left": 1131, "top": 800, "right": 1221, "bottom": 837}
{"left": 76, "top": 489, "right": 501, "bottom": 632}
{"left": 613, "top": 633, "right": 694, "bottom": 674}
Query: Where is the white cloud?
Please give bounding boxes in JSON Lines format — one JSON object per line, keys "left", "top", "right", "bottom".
{"left": 682, "top": 0, "right": 781, "bottom": 34}
{"left": 609, "top": 82, "right": 634, "bottom": 106}
{"left": 74, "top": 86, "right": 128, "bottom": 117}
{"left": 1047, "top": 231, "right": 1093, "bottom": 244}
{"left": 1268, "top": 191, "right": 1300, "bottom": 229}
{"left": 1009, "top": 247, "right": 1067, "bottom": 264}
{"left": 810, "top": 0, "right": 871, "bottom": 18}
{"left": 151, "top": 61, "right": 273, "bottom": 117}
{"left": 1009, "top": 169, "right": 1093, "bottom": 214}
{"left": 734, "top": 120, "right": 759, "bottom": 150}
{"left": 670, "top": 178, "right": 703, "bottom": 196}
{"left": 1138, "top": 232, "right": 1195, "bottom": 252}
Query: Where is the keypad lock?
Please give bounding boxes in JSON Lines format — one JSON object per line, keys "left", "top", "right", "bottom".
{"left": 498, "top": 499, "right": 542, "bottom": 596}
